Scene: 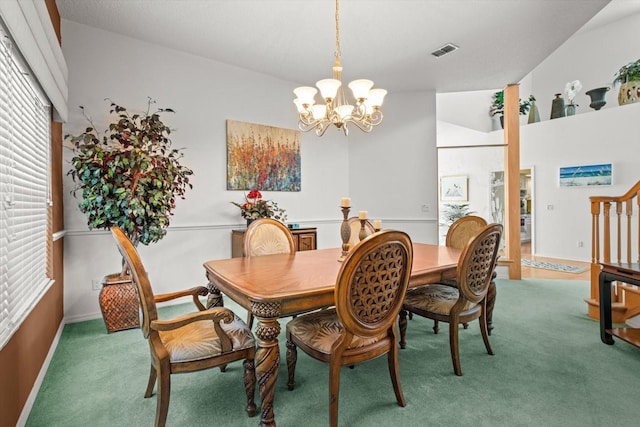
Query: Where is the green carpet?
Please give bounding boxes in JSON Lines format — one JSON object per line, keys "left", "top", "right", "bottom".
{"left": 27, "top": 279, "right": 640, "bottom": 426}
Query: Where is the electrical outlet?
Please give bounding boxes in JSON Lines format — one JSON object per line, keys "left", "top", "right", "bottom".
{"left": 547, "top": 204, "right": 554, "bottom": 210}
{"left": 421, "top": 204, "right": 430, "bottom": 213}
{"left": 577, "top": 241, "right": 584, "bottom": 248}
{"left": 92, "top": 279, "right": 102, "bottom": 291}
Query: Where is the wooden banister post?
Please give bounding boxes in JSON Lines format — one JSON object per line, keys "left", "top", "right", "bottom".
{"left": 586, "top": 181, "right": 640, "bottom": 321}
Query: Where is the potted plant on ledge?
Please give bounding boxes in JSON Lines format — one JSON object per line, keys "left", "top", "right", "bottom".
{"left": 67, "top": 98, "right": 193, "bottom": 332}
{"left": 613, "top": 58, "right": 640, "bottom": 105}
{"left": 489, "top": 91, "right": 535, "bottom": 128}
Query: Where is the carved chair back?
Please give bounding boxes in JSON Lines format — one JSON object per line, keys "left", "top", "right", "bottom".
{"left": 336, "top": 229, "right": 413, "bottom": 340}
{"left": 244, "top": 218, "right": 295, "bottom": 256}
{"left": 455, "top": 223, "right": 503, "bottom": 308}
{"left": 446, "top": 215, "right": 488, "bottom": 250}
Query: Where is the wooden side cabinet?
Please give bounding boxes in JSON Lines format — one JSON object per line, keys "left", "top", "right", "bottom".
{"left": 231, "top": 227, "right": 317, "bottom": 258}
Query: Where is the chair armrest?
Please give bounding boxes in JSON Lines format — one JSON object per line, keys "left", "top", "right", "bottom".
{"left": 150, "top": 307, "right": 236, "bottom": 351}
{"left": 154, "top": 286, "right": 209, "bottom": 311}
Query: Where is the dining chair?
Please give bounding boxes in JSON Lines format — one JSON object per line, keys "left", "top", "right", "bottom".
{"left": 399, "top": 223, "right": 502, "bottom": 376}
{"left": 432, "top": 215, "right": 489, "bottom": 332}
{"left": 243, "top": 217, "right": 296, "bottom": 328}
{"left": 347, "top": 216, "right": 375, "bottom": 248}
{"left": 286, "top": 230, "right": 413, "bottom": 427}
{"left": 446, "top": 215, "right": 488, "bottom": 250}
{"left": 110, "top": 227, "right": 257, "bottom": 427}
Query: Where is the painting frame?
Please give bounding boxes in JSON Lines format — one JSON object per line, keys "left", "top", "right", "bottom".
{"left": 440, "top": 175, "right": 468, "bottom": 201}
{"left": 226, "top": 119, "right": 301, "bottom": 192}
{"left": 558, "top": 163, "right": 612, "bottom": 187}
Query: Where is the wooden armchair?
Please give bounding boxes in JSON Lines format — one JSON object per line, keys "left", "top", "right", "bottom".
{"left": 399, "top": 224, "right": 502, "bottom": 376}
{"left": 286, "top": 230, "right": 413, "bottom": 426}
{"left": 243, "top": 218, "right": 296, "bottom": 327}
{"left": 110, "top": 227, "right": 256, "bottom": 427}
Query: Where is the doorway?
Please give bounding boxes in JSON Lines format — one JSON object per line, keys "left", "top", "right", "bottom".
{"left": 520, "top": 167, "right": 534, "bottom": 255}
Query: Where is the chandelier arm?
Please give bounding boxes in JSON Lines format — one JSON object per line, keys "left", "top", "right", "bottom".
{"left": 367, "top": 110, "right": 384, "bottom": 126}
{"left": 316, "top": 121, "right": 332, "bottom": 137}
{"left": 345, "top": 118, "right": 374, "bottom": 133}
{"left": 350, "top": 102, "right": 367, "bottom": 120}
{"left": 298, "top": 118, "right": 324, "bottom": 133}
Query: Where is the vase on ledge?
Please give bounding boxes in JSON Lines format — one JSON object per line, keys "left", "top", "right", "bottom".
{"left": 550, "top": 93, "right": 565, "bottom": 119}
{"left": 585, "top": 86, "right": 609, "bottom": 110}
{"left": 246, "top": 219, "right": 255, "bottom": 227}
{"left": 566, "top": 103, "right": 577, "bottom": 116}
{"left": 528, "top": 101, "right": 540, "bottom": 124}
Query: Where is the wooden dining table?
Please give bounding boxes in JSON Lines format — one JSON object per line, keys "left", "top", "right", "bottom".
{"left": 203, "top": 243, "right": 466, "bottom": 427}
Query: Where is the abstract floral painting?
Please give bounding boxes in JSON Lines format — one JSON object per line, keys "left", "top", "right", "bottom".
{"left": 226, "top": 120, "right": 301, "bottom": 191}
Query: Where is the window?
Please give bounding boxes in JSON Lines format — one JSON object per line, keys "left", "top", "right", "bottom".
{"left": 0, "top": 22, "right": 52, "bottom": 349}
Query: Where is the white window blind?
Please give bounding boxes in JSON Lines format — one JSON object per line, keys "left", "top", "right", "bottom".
{"left": 0, "top": 21, "right": 52, "bottom": 350}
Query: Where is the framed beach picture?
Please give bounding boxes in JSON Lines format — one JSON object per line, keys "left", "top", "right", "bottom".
{"left": 559, "top": 163, "right": 612, "bottom": 187}
{"left": 226, "top": 120, "right": 301, "bottom": 191}
{"left": 440, "top": 175, "right": 468, "bottom": 201}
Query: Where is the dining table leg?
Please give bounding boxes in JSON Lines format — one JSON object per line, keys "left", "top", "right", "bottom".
{"left": 251, "top": 300, "right": 282, "bottom": 427}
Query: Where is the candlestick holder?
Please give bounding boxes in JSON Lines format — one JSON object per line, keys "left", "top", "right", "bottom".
{"left": 359, "top": 219, "right": 368, "bottom": 241}
{"left": 339, "top": 206, "right": 351, "bottom": 262}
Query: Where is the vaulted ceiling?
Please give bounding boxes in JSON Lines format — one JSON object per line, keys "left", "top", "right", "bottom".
{"left": 56, "top": 0, "right": 630, "bottom": 94}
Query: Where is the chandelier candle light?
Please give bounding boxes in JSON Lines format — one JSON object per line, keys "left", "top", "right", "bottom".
{"left": 293, "top": 0, "right": 387, "bottom": 136}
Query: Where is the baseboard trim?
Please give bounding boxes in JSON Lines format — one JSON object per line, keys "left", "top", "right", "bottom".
{"left": 16, "top": 320, "right": 65, "bottom": 427}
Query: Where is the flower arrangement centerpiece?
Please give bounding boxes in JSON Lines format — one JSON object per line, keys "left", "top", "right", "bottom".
{"left": 564, "top": 80, "right": 582, "bottom": 107}
{"left": 232, "top": 189, "right": 287, "bottom": 224}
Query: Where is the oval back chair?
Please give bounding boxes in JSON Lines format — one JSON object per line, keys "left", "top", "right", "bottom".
{"left": 400, "top": 223, "right": 502, "bottom": 376}
{"left": 286, "top": 230, "right": 414, "bottom": 426}
{"left": 243, "top": 218, "right": 295, "bottom": 327}
{"left": 244, "top": 217, "right": 295, "bottom": 256}
{"left": 446, "top": 215, "right": 488, "bottom": 249}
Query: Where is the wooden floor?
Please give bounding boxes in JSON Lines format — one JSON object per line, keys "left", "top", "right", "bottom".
{"left": 511, "top": 242, "right": 590, "bottom": 281}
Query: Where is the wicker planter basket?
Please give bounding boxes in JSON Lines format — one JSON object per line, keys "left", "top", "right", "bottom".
{"left": 99, "top": 273, "right": 140, "bottom": 333}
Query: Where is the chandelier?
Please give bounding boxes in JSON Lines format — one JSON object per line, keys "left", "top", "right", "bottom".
{"left": 293, "top": 0, "right": 387, "bottom": 136}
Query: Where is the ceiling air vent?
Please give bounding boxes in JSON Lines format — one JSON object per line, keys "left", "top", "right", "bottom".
{"left": 431, "top": 43, "right": 459, "bottom": 58}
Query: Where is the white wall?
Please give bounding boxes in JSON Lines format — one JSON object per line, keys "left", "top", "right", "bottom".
{"left": 437, "top": 12, "right": 640, "bottom": 262}
{"left": 348, "top": 90, "right": 439, "bottom": 244}
{"left": 61, "top": 21, "right": 438, "bottom": 322}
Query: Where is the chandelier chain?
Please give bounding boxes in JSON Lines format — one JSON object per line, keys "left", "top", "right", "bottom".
{"left": 335, "top": 0, "right": 341, "bottom": 58}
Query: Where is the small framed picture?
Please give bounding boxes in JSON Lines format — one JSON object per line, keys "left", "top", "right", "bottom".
{"left": 440, "top": 175, "right": 468, "bottom": 201}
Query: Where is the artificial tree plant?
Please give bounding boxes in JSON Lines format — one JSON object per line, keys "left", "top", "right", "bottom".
{"left": 67, "top": 98, "right": 193, "bottom": 331}
{"left": 67, "top": 98, "right": 193, "bottom": 247}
